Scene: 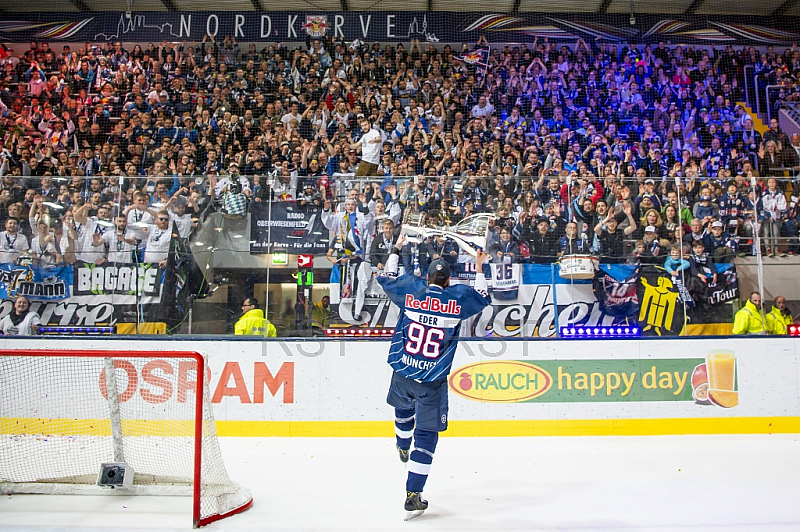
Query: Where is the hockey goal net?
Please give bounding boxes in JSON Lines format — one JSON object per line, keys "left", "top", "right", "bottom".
{"left": 0, "top": 349, "right": 252, "bottom": 528}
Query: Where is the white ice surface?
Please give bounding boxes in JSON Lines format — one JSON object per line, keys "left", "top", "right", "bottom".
{"left": 1, "top": 434, "right": 799, "bottom": 531}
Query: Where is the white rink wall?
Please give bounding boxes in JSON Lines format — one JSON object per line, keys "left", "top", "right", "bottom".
{"left": 2, "top": 336, "right": 798, "bottom": 437}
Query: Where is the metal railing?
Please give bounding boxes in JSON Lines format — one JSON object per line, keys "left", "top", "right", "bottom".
{"left": 744, "top": 65, "right": 755, "bottom": 109}
{"left": 755, "top": 71, "right": 764, "bottom": 118}
{"left": 779, "top": 102, "right": 800, "bottom": 139}
{"left": 765, "top": 84, "right": 794, "bottom": 124}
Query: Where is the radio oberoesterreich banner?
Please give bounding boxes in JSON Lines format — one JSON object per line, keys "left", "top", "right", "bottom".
{"left": 250, "top": 201, "right": 329, "bottom": 255}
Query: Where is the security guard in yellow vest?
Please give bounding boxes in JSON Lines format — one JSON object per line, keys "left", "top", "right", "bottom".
{"left": 765, "top": 295, "right": 793, "bottom": 335}
{"left": 732, "top": 292, "right": 765, "bottom": 335}
{"left": 235, "top": 297, "right": 277, "bottom": 337}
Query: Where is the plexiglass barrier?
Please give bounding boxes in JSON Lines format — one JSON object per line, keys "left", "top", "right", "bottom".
{"left": 0, "top": 174, "right": 797, "bottom": 338}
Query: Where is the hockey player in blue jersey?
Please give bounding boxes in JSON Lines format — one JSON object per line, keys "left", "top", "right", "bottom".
{"left": 377, "top": 235, "right": 491, "bottom": 520}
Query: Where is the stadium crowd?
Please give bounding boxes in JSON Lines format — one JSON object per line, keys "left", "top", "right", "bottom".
{"left": 0, "top": 35, "right": 797, "bottom": 273}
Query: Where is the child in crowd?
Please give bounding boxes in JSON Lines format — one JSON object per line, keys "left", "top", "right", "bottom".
{"left": 664, "top": 244, "right": 690, "bottom": 278}
{"left": 687, "top": 239, "right": 717, "bottom": 305}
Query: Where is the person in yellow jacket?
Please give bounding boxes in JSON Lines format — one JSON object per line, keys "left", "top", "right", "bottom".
{"left": 312, "top": 295, "right": 331, "bottom": 331}
{"left": 732, "top": 292, "right": 765, "bottom": 335}
{"left": 765, "top": 295, "right": 793, "bottom": 335}
{"left": 235, "top": 297, "right": 277, "bottom": 336}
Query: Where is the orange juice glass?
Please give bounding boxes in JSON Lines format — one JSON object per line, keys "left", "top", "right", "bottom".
{"left": 706, "top": 350, "right": 736, "bottom": 391}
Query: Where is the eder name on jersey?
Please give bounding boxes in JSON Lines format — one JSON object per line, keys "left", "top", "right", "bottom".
{"left": 377, "top": 239, "right": 492, "bottom": 383}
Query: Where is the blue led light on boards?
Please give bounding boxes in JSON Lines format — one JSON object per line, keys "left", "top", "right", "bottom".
{"left": 559, "top": 326, "right": 641, "bottom": 338}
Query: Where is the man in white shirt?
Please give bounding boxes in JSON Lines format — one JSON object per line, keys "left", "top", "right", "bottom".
{"left": 351, "top": 118, "right": 383, "bottom": 176}
{"left": 93, "top": 215, "right": 138, "bottom": 265}
{"left": 124, "top": 191, "right": 155, "bottom": 241}
{"left": 471, "top": 95, "right": 495, "bottom": 118}
{"left": 142, "top": 210, "right": 172, "bottom": 267}
{"left": 0, "top": 217, "right": 29, "bottom": 264}
{"left": 168, "top": 197, "right": 193, "bottom": 239}
{"left": 280, "top": 101, "right": 303, "bottom": 132}
{"left": 74, "top": 203, "right": 113, "bottom": 264}
{"left": 30, "top": 219, "right": 62, "bottom": 267}
{"left": 123, "top": 192, "right": 156, "bottom": 245}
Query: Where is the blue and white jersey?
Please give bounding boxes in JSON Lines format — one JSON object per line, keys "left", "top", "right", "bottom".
{"left": 377, "top": 256, "right": 491, "bottom": 383}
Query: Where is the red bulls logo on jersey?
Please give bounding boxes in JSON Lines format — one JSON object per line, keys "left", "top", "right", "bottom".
{"left": 405, "top": 295, "right": 461, "bottom": 315}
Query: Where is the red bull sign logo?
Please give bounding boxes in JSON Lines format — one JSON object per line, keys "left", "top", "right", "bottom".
{"left": 462, "top": 51, "right": 482, "bottom": 63}
{"left": 302, "top": 16, "right": 329, "bottom": 37}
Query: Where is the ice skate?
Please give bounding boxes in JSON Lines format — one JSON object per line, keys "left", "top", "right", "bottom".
{"left": 404, "top": 491, "right": 428, "bottom": 521}
{"left": 397, "top": 445, "right": 410, "bottom": 463}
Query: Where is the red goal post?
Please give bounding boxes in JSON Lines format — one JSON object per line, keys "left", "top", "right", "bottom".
{"left": 0, "top": 349, "right": 253, "bottom": 528}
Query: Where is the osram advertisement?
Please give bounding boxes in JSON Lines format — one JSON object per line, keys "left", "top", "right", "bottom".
{"left": 97, "top": 359, "right": 295, "bottom": 406}
{"left": 0, "top": 337, "right": 797, "bottom": 436}
{"left": 1, "top": 354, "right": 295, "bottom": 423}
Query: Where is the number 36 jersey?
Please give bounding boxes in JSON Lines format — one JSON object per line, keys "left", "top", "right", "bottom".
{"left": 377, "top": 273, "right": 491, "bottom": 382}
